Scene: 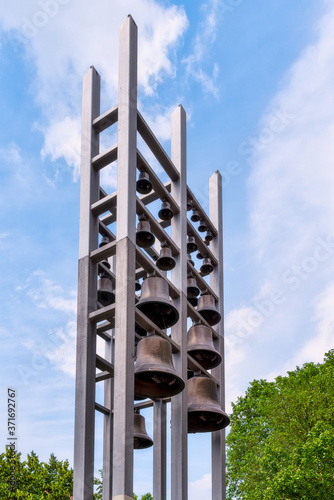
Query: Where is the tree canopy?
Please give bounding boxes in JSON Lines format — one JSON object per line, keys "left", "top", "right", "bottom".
{"left": 226, "top": 349, "right": 334, "bottom": 499}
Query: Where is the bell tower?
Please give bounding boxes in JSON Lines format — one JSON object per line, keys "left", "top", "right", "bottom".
{"left": 73, "top": 15, "right": 228, "bottom": 500}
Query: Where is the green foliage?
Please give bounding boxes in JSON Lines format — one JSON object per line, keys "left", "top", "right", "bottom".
{"left": 226, "top": 350, "right": 334, "bottom": 499}
{"left": 0, "top": 449, "right": 73, "bottom": 500}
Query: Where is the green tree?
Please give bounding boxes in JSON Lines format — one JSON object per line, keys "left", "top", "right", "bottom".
{"left": 226, "top": 350, "right": 334, "bottom": 499}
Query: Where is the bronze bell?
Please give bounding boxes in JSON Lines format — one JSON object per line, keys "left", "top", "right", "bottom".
{"left": 198, "top": 218, "right": 207, "bottom": 233}
{"left": 187, "top": 376, "right": 230, "bottom": 433}
{"left": 187, "top": 275, "right": 200, "bottom": 298}
{"left": 205, "top": 230, "right": 214, "bottom": 243}
{"left": 97, "top": 275, "right": 115, "bottom": 306}
{"left": 188, "top": 297, "right": 198, "bottom": 308}
{"left": 187, "top": 253, "right": 195, "bottom": 267}
{"left": 187, "top": 235, "right": 198, "bottom": 253}
{"left": 191, "top": 209, "right": 200, "bottom": 222}
{"left": 135, "top": 280, "right": 142, "bottom": 292}
{"left": 135, "top": 335, "right": 185, "bottom": 399}
{"left": 136, "top": 219, "right": 155, "bottom": 248}
{"left": 135, "top": 323, "right": 147, "bottom": 337}
{"left": 101, "top": 258, "right": 111, "bottom": 269}
{"left": 187, "top": 198, "right": 192, "bottom": 211}
{"left": 187, "top": 324, "right": 222, "bottom": 369}
{"left": 136, "top": 171, "right": 153, "bottom": 194}
{"left": 99, "top": 235, "right": 109, "bottom": 247}
{"left": 156, "top": 246, "right": 176, "bottom": 271}
{"left": 196, "top": 251, "right": 204, "bottom": 260}
{"left": 158, "top": 201, "right": 174, "bottom": 221}
{"left": 133, "top": 409, "right": 153, "bottom": 449}
{"left": 136, "top": 276, "right": 179, "bottom": 329}
{"left": 200, "top": 258, "right": 214, "bottom": 275}
{"left": 197, "top": 293, "right": 221, "bottom": 326}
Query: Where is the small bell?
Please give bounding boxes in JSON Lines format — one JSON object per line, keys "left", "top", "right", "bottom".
{"left": 136, "top": 218, "right": 155, "bottom": 248}
{"left": 197, "top": 293, "right": 221, "bottom": 326}
{"left": 188, "top": 297, "right": 198, "bottom": 308}
{"left": 99, "top": 235, "right": 109, "bottom": 247}
{"left": 133, "top": 409, "right": 153, "bottom": 449}
{"left": 158, "top": 201, "right": 174, "bottom": 221}
{"left": 187, "top": 235, "right": 198, "bottom": 253}
{"left": 97, "top": 274, "right": 115, "bottom": 306}
{"left": 191, "top": 209, "right": 200, "bottom": 223}
{"left": 187, "top": 324, "right": 222, "bottom": 370}
{"left": 187, "top": 275, "right": 200, "bottom": 298}
{"left": 101, "top": 258, "right": 111, "bottom": 270}
{"left": 205, "top": 230, "right": 214, "bottom": 243}
{"left": 156, "top": 246, "right": 176, "bottom": 271}
{"left": 136, "top": 276, "right": 179, "bottom": 329}
{"left": 187, "top": 254, "right": 195, "bottom": 267}
{"left": 200, "top": 258, "right": 214, "bottom": 275}
{"left": 136, "top": 171, "right": 153, "bottom": 195}
{"left": 135, "top": 323, "right": 147, "bottom": 337}
{"left": 187, "top": 198, "right": 192, "bottom": 211}
{"left": 187, "top": 376, "right": 229, "bottom": 433}
{"left": 198, "top": 218, "right": 207, "bottom": 233}
{"left": 196, "top": 251, "right": 204, "bottom": 260}
{"left": 135, "top": 335, "right": 185, "bottom": 399}
{"left": 135, "top": 280, "right": 142, "bottom": 292}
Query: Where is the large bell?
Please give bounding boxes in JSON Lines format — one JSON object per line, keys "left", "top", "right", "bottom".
{"left": 136, "top": 276, "right": 179, "bottom": 329}
{"left": 133, "top": 410, "right": 153, "bottom": 449}
{"left": 187, "top": 235, "right": 198, "bottom": 253}
{"left": 158, "top": 201, "right": 174, "bottom": 221}
{"left": 198, "top": 218, "right": 207, "bottom": 233}
{"left": 197, "top": 293, "right": 221, "bottom": 326}
{"left": 187, "top": 324, "right": 221, "bottom": 369}
{"left": 135, "top": 335, "right": 185, "bottom": 399}
{"left": 187, "top": 275, "right": 200, "bottom": 298}
{"left": 136, "top": 171, "right": 153, "bottom": 194}
{"left": 200, "top": 258, "right": 214, "bottom": 275}
{"left": 97, "top": 275, "right": 115, "bottom": 306}
{"left": 136, "top": 219, "right": 155, "bottom": 248}
{"left": 156, "top": 246, "right": 176, "bottom": 271}
{"left": 187, "top": 376, "right": 230, "bottom": 433}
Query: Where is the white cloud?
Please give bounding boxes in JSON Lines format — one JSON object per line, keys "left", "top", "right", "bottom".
{"left": 188, "top": 473, "right": 211, "bottom": 500}
{"left": 0, "top": 0, "right": 188, "bottom": 179}
{"left": 45, "top": 320, "right": 77, "bottom": 377}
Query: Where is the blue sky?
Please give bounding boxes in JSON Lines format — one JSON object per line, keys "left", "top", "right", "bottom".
{"left": 1, "top": 0, "right": 334, "bottom": 498}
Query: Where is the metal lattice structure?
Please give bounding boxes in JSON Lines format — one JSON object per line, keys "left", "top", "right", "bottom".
{"left": 73, "top": 15, "right": 227, "bottom": 500}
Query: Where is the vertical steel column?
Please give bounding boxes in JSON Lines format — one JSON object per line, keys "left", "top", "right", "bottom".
{"left": 209, "top": 171, "right": 226, "bottom": 500}
{"left": 171, "top": 105, "right": 188, "bottom": 500}
{"left": 153, "top": 401, "right": 167, "bottom": 500}
{"left": 112, "top": 15, "right": 137, "bottom": 500}
{"left": 103, "top": 332, "right": 114, "bottom": 500}
{"left": 74, "top": 66, "right": 101, "bottom": 500}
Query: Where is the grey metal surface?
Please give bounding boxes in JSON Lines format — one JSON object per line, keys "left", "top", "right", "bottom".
{"left": 73, "top": 65, "right": 101, "bottom": 500}
{"left": 153, "top": 401, "right": 167, "bottom": 500}
{"left": 170, "top": 105, "right": 188, "bottom": 500}
{"left": 209, "top": 171, "right": 226, "bottom": 500}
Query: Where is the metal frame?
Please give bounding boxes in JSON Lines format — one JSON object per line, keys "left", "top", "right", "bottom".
{"left": 73, "top": 15, "right": 226, "bottom": 500}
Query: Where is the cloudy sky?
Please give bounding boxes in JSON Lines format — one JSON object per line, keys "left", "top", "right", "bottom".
{"left": 1, "top": 0, "right": 334, "bottom": 498}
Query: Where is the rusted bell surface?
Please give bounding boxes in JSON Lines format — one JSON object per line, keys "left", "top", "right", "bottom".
{"left": 191, "top": 209, "right": 200, "bottom": 222}
{"left": 200, "top": 258, "right": 214, "bottom": 275}
{"left": 187, "top": 235, "right": 198, "bottom": 253}
{"left": 136, "top": 171, "right": 153, "bottom": 194}
{"left": 187, "top": 276, "right": 200, "bottom": 298}
{"left": 198, "top": 219, "right": 207, "bottom": 233}
{"left": 187, "top": 324, "right": 222, "bottom": 369}
{"left": 158, "top": 201, "right": 174, "bottom": 221}
{"left": 156, "top": 247, "right": 176, "bottom": 271}
{"left": 135, "top": 335, "right": 185, "bottom": 398}
{"left": 133, "top": 410, "right": 153, "bottom": 449}
{"left": 97, "top": 277, "right": 115, "bottom": 306}
{"left": 136, "top": 220, "right": 156, "bottom": 248}
{"left": 187, "top": 376, "right": 230, "bottom": 433}
{"left": 136, "top": 276, "right": 179, "bottom": 329}
{"left": 197, "top": 294, "right": 221, "bottom": 326}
